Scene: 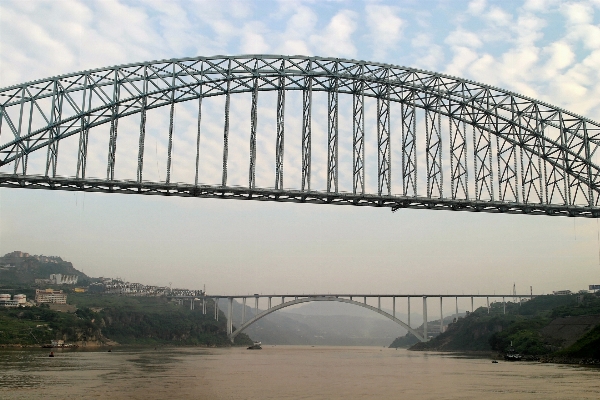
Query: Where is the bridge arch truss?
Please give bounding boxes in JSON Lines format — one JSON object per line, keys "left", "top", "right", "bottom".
{"left": 2, "top": 55, "right": 600, "bottom": 217}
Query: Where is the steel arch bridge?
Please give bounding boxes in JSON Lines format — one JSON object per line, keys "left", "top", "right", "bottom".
{"left": 2, "top": 55, "right": 600, "bottom": 217}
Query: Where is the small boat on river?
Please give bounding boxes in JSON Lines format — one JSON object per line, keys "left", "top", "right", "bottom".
{"left": 504, "top": 342, "right": 522, "bottom": 361}
{"left": 247, "top": 341, "right": 262, "bottom": 350}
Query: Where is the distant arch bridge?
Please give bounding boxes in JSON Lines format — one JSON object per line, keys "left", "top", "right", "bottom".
{"left": 186, "top": 293, "right": 534, "bottom": 343}
{"left": 1, "top": 55, "right": 600, "bottom": 217}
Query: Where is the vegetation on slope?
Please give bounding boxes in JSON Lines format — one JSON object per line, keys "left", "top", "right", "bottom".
{"left": 402, "top": 294, "right": 600, "bottom": 358}
{"left": 0, "top": 292, "right": 252, "bottom": 347}
{"left": 0, "top": 306, "right": 101, "bottom": 346}
{"left": 388, "top": 333, "right": 421, "bottom": 349}
{"left": 0, "top": 251, "right": 92, "bottom": 285}
{"left": 0, "top": 250, "right": 252, "bottom": 347}
{"left": 78, "top": 293, "right": 253, "bottom": 346}
{"left": 555, "top": 324, "right": 600, "bottom": 359}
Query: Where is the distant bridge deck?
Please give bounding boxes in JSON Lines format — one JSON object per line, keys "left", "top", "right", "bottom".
{"left": 201, "top": 294, "right": 534, "bottom": 299}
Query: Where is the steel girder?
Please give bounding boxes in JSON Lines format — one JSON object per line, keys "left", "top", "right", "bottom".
{"left": 1, "top": 55, "right": 600, "bottom": 217}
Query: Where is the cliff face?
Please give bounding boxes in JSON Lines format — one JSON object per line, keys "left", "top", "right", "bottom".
{"left": 97, "top": 307, "right": 250, "bottom": 346}
{"left": 540, "top": 315, "right": 600, "bottom": 348}
{"left": 555, "top": 323, "right": 600, "bottom": 359}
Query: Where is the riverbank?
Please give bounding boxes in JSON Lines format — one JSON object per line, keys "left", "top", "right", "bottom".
{"left": 411, "top": 349, "right": 600, "bottom": 366}
{"left": 397, "top": 293, "right": 600, "bottom": 364}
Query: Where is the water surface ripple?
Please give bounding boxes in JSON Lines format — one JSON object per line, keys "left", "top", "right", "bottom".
{"left": 1, "top": 346, "right": 598, "bottom": 399}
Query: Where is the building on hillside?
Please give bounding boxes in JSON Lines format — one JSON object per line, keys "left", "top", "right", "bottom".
{"left": 13, "top": 294, "right": 26, "bottom": 304}
{"left": 0, "top": 299, "right": 19, "bottom": 307}
{"left": 49, "top": 274, "right": 78, "bottom": 285}
{"left": 74, "top": 287, "right": 86, "bottom": 293}
{"left": 0, "top": 294, "right": 21, "bottom": 308}
{"left": 35, "top": 289, "right": 67, "bottom": 304}
{"left": 35, "top": 274, "right": 79, "bottom": 285}
{"left": 34, "top": 255, "right": 61, "bottom": 263}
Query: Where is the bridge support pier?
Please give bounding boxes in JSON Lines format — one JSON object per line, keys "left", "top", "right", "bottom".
{"left": 487, "top": 297, "right": 490, "bottom": 314}
{"left": 190, "top": 299, "right": 194, "bottom": 311}
{"left": 215, "top": 298, "right": 219, "bottom": 321}
{"left": 423, "top": 296, "right": 428, "bottom": 341}
{"left": 242, "top": 297, "right": 246, "bottom": 323}
{"left": 455, "top": 297, "right": 458, "bottom": 321}
{"left": 254, "top": 296, "right": 258, "bottom": 317}
{"left": 202, "top": 298, "right": 206, "bottom": 315}
{"left": 227, "top": 297, "right": 233, "bottom": 337}
{"left": 440, "top": 297, "right": 443, "bottom": 334}
{"left": 392, "top": 297, "right": 395, "bottom": 318}
{"left": 408, "top": 297, "right": 411, "bottom": 328}
{"left": 471, "top": 297, "right": 474, "bottom": 312}
{"left": 378, "top": 297, "right": 381, "bottom": 310}
{"left": 503, "top": 297, "right": 506, "bottom": 314}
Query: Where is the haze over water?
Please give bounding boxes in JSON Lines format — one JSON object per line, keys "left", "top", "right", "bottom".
{"left": 1, "top": 347, "right": 599, "bottom": 399}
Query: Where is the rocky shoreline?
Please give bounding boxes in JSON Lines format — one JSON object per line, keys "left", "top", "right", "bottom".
{"left": 411, "top": 349, "right": 600, "bottom": 366}
{"left": 538, "top": 356, "right": 600, "bottom": 366}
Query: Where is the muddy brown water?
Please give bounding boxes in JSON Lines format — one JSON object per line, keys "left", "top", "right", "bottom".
{"left": 1, "top": 346, "right": 599, "bottom": 399}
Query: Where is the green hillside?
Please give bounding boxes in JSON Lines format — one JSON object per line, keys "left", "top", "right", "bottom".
{"left": 402, "top": 294, "right": 600, "bottom": 360}
{"left": 0, "top": 251, "right": 91, "bottom": 285}
{"left": 0, "top": 293, "right": 252, "bottom": 347}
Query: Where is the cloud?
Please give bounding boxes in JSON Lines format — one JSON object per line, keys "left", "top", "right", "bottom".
{"left": 410, "top": 33, "right": 444, "bottom": 71}
{"left": 562, "top": 2, "right": 593, "bottom": 25}
{"left": 309, "top": 10, "right": 358, "bottom": 58}
{"left": 522, "top": 0, "right": 561, "bottom": 12}
{"left": 543, "top": 41, "right": 575, "bottom": 74}
{"left": 467, "top": 0, "right": 486, "bottom": 15}
{"left": 276, "top": 5, "right": 318, "bottom": 55}
{"left": 365, "top": 5, "right": 404, "bottom": 59}
{"left": 445, "top": 28, "right": 483, "bottom": 49}
{"left": 485, "top": 6, "right": 512, "bottom": 26}
{"left": 240, "top": 22, "right": 271, "bottom": 54}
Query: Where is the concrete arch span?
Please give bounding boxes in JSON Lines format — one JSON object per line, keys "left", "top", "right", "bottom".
{"left": 228, "top": 296, "right": 425, "bottom": 343}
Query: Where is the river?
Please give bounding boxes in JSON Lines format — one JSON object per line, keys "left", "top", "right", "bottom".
{"left": 1, "top": 346, "right": 599, "bottom": 399}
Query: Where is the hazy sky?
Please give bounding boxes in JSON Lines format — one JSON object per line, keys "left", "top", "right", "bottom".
{"left": 2, "top": 0, "right": 600, "bottom": 315}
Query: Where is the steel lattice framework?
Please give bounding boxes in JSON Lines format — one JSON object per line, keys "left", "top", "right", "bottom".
{"left": 1, "top": 55, "right": 600, "bottom": 217}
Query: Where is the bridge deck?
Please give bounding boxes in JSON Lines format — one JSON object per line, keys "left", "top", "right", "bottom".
{"left": 201, "top": 294, "right": 533, "bottom": 299}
